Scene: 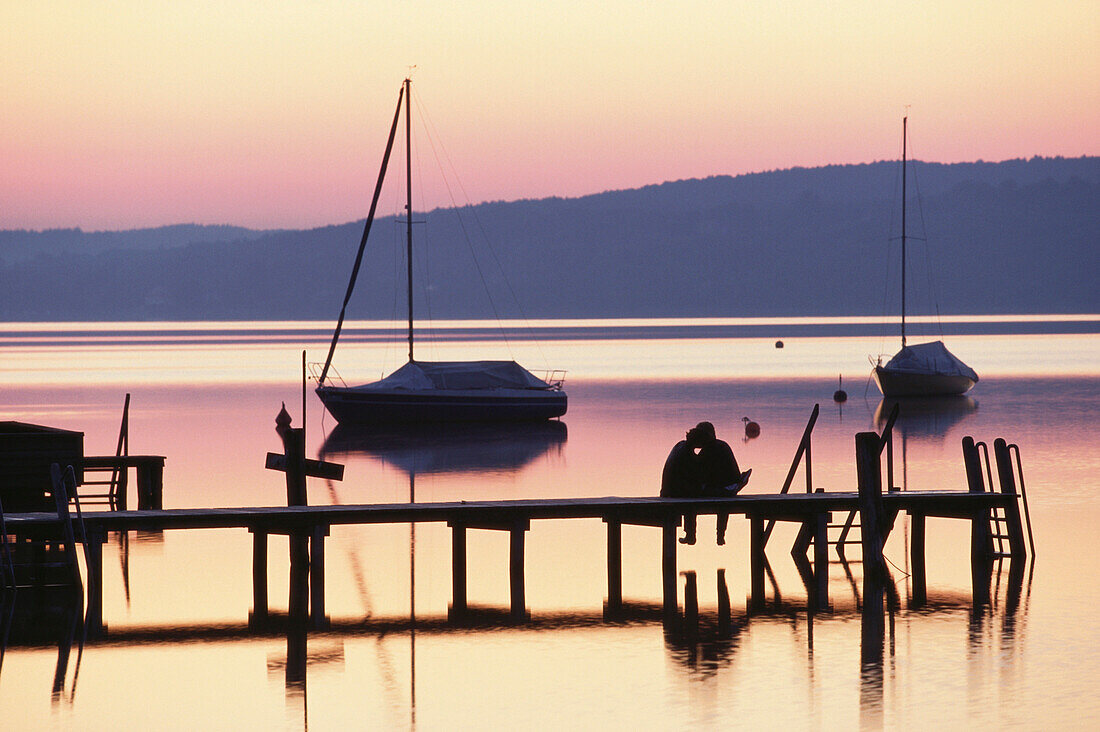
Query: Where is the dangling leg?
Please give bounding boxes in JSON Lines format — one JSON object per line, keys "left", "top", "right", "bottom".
{"left": 717, "top": 513, "right": 729, "bottom": 546}
{"left": 680, "top": 514, "right": 698, "bottom": 545}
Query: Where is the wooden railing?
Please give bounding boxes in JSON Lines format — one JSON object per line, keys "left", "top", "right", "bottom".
{"left": 762, "top": 404, "right": 819, "bottom": 548}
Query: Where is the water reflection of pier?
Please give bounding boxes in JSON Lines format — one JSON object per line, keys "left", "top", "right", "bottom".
{"left": 0, "top": 553, "right": 1031, "bottom": 719}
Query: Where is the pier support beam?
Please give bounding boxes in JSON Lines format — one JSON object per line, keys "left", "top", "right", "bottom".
{"left": 993, "top": 438, "right": 1028, "bottom": 558}
{"left": 910, "top": 513, "right": 926, "bottom": 607}
{"left": 136, "top": 460, "right": 164, "bottom": 511}
{"left": 813, "top": 509, "right": 830, "bottom": 610}
{"left": 450, "top": 523, "right": 467, "bottom": 617}
{"left": 856, "top": 432, "right": 887, "bottom": 588}
{"left": 250, "top": 528, "right": 269, "bottom": 623}
{"left": 962, "top": 436, "right": 993, "bottom": 565}
{"left": 84, "top": 529, "right": 106, "bottom": 634}
{"left": 604, "top": 518, "right": 623, "bottom": 616}
{"left": 662, "top": 519, "right": 678, "bottom": 617}
{"left": 750, "top": 516, "right": 766, "bottom": 610}
{"left": 310, "top": 526, "right": 328, "bottom": 629}
{"left": 509, "top": 520, "right": 529, "bottom": 621}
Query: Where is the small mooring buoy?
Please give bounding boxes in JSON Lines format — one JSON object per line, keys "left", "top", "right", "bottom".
{"left": 742, "top": 416, "right": 760, "bottom": 438}
{"left": 775, "top": 340, "right": 784, "bottom": 349}
{"left": 833, "top": 375, "right": 848, "bottom": 403}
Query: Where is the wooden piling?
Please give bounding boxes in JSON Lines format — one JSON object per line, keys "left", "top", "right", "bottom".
{"left": 250, "top": 528, "right": 269, "bottom": 621}
{"left": 510, "top": 520, "right": 528, "bottom": 620}
{"left": 136, "top": 459, "right": 164, "bottom": 510}
{"left": 604, "top": 518, "right": 623, "bottom": 614}
{"left": 84, "top": 529, "right": 105, "bottom": 633}
{"left": 993, "top": 438, "right": 1027, "bottom": 559}
{"left": 661, "top": 520, "right": 678, "bottom": 616}
{"left": 750, "top": 516, "right": 765, "bottom": 610}
{"left": 813, "top": 506, "right": 829, "bottom": 610}
{"left": 310, "top": 526, "right": 328, "bottom": 628}
{"left": 962, "top": 436, "right": 993, "bottom": 564}
{"left": 450, "top": 523, "right": 467, "bottom": 616}
{"left": 855, "top": 432, "right": 887, "bottom": 586}
{"left": 910, "top": 513, "right": 927, "bottom": 606}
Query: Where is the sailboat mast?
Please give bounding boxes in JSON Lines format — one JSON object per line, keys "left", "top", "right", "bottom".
{"left": 900, "top": 115, "right": 908, "bottom": 348}
{"left": 405, "top": 77, "right": 414, "bottom": 362}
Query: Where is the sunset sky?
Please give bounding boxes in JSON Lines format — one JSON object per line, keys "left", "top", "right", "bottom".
{"left": 2, "top": 1, "right": 1097, "bottom": 230}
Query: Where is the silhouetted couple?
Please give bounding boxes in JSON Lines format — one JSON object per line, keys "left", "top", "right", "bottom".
{"left": 660, "top": 421, "right": 750, "bottom": 545}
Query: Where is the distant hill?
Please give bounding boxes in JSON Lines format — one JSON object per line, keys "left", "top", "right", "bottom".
{"left": 1, "top": 157, "right": 1096, "bottom": 322}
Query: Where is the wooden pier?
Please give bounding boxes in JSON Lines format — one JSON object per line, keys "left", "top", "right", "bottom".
{"left": 1, "top": 427, "right": 1029, "bottom": 633}
{"left": 0, "top": 397, "right": 1035, "bottom": 635}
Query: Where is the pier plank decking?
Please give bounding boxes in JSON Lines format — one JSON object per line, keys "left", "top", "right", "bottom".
{"left": 2, "top": 488, "right": 1021, "bottom": 630}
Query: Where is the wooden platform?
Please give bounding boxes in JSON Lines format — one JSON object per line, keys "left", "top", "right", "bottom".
{"left": 0, "top": 491, "right": 1017, "bottom": 534}
{"left": 1, "top": 489, "right": 1017, "bottom": 630}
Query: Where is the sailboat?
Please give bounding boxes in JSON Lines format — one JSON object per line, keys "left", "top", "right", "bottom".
{"left": 315, "top": 78, "right": 567, "bottom": 424}
{"left": 872, "top": 117, "right": 978, "bottom": 397}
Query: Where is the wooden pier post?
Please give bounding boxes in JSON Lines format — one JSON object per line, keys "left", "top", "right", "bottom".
{"left": 264, "top": 405, "right": 343, "bottom": 628}
{"left": 604, "top": 518, "right": 623, "bottom": 615}
{"left": 450, "top": 523, "right": 467, "bottom": 617}
{"left": 750, "top": 516, "right": 766, "bottom": 610}
{"left": 961, "top": 436, "right": 993, "bottom": 564}
{"left": 855, "top": 432, "right": 887, "bottom": 586}
{"left": 662, "top": 519, "right": 678, "bottom": 616}
{"left": 813, "top": 506, "right": 830, "bottom": 610}
{"left": 509, "top": 520, "right": 529, "bottom": 620}
{"left": 910, "top": 513, "right": 927, "bottom": 607}
{"left": 250, "top": 528, "right": 269, "bottom": 623}
{"left": 310, "top": 526, "right": 328, "bottom": 629}
{"left": 993, "top": 438, "right": 1027, "bottom": 559}
{"left": 84, "top": 529, "right": 106, "bottom": 634}
{"left": 136, "top": 458, "right": 164, "bottom": 511}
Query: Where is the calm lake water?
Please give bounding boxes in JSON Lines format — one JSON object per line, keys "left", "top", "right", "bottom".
{"left": 2, "top": 317, "right": 1099, "bottom": 729}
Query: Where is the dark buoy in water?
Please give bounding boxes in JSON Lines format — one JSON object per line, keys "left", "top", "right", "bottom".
{"left": 742, "top": 416, "right": 760, "bottom": 438}
{"left": 775, "top": 340, "right": 784, "bottom": 349}
{"left": 833, "top": 375, "right": 848, "bottom": 403}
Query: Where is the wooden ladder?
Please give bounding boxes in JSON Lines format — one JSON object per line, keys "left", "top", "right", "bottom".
{"left": 962, "top": 436, "right": 1032, "bottom": 561}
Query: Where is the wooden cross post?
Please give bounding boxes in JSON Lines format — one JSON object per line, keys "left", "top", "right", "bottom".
{"left": 266, "top": 404, "right": 345, "bottom": 505}
{"left": 263, "top": 404, "right": 345, "bottom": 627}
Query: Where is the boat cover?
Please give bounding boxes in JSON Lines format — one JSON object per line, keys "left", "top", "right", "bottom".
{"left": 351, "top": 360, "right": 552, "bottom": 391}
{"left": 882, "top": 341, "right": 978, "bottom": 381}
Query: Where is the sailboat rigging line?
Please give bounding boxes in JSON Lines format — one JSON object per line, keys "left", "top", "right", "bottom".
{"left": 318, "top": 85, "right": 406, "bottom": 386}
{"left": 411, "top": 102, "right": 440, "bottom": 361}
{"left": 904, "top": 139, "right": 946, "bottom": 339}
{"left": 414, "top": 86, "right": 555, "bottom": 371}
{"left": 878, "top": 129, "right": 905, "bottom": 357}
{"left": 411, "top": 87, "right": 515, "bottom": 356}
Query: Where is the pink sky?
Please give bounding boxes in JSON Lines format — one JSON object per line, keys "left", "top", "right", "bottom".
{"left": 2, "top": 1, "right": 1097, "bottom": 230}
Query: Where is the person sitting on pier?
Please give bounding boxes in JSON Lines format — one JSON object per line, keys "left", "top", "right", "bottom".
{"left": 694, "top": 421, "right": 747, "bottom": 545}
{"left": 661, "top": 422, "right": 747, "bottom": 545}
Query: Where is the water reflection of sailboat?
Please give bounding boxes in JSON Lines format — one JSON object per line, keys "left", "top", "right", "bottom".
{"left": 320, "top": 421, "right": 567, "bottom": 476}
{"left": 873, "top": 396, "right": 978, "bottom": 442}
{"left": 318, "top": 419, "right": 565, "bottom": 726}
